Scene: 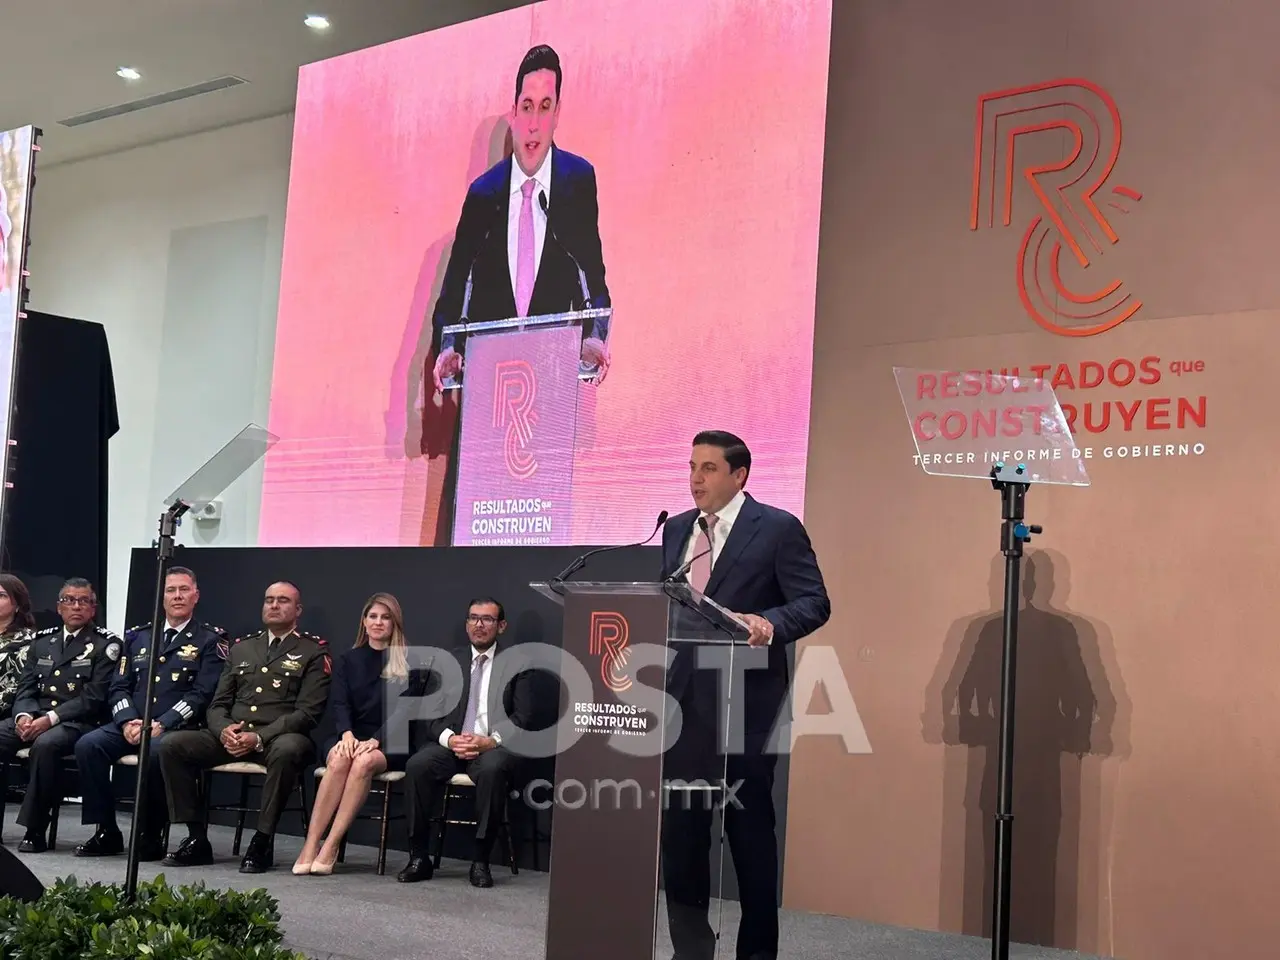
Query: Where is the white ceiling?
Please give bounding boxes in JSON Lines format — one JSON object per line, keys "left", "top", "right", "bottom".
{"left": 0, "top": 0, "right": 531, "bottom": 166}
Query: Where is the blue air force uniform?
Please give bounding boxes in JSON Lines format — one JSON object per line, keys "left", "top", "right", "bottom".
{"left": 73, "top": 620, "right": 225, "bottom": 840}
{"left": 0, "top": 624, "right": 122, "bottom": 840}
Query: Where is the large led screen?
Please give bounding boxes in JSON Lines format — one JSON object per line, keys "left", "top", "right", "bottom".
{"left": 262, "top": 0, "right": 832, "bottom": 546}
{"left": 0, "top": 125, "right": 36, "bottom": 540}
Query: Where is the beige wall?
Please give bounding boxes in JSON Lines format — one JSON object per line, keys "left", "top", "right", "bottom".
{"left": 784, "top": 2, "right": 1280, "bottom": 958}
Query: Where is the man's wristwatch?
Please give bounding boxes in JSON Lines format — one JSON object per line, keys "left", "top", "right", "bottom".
{"left": 254, "top": 735, "right": 264, "bottom": 752}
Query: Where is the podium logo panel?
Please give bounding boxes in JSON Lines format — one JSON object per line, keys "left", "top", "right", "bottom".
{"left": 452, "top": 324, "right": 580, "bottom": 546}
{"left": 970, "top": 78, "right": 1143, "bottom": 337}
{"left": 493, "top": 359, "right": 538, "bottom": 479}
{"left": 588, "top": 611, "right": 632, "bottom": 693}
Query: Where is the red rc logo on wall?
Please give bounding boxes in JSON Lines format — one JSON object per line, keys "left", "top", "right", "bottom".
{"left": 970, "top": 78, "right": 1142, "bottom": 337}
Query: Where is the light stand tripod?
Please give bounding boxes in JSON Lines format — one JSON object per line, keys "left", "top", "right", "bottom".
{"left": 988, "top": 460, "right": 1042, "bottom": 960}
{"left": 123, "top": 500, "right": 189, "bottom": 901}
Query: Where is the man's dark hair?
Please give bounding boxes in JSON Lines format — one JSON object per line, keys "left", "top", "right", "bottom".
{"left": 693, "top": 430, "right": 752, "bottom": 482}
{"left": 468, "top": 597, "right": 506, "bottom": 622}
{"left": 166, "top": 566, "right": 197, "bottom": 585}
{"left": 62, "top": 577, "right": 96, "bottom": 599}
{"left": 515, "top": 44, "right": 562, "bottom": 102}
{"left": 266, "top": 580, "right": 302, "bottom": 602}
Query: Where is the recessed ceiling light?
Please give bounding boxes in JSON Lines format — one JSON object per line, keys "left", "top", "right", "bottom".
{"left": 116, "top": 66, "right": 141, "bottom": 81}
{"left": 304, "top": 14, "right": 331, "bottom": 30}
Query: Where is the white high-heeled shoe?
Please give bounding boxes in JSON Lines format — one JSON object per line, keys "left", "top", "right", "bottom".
{"left": 310, "top": 856, "right": 337, "bottom": 876}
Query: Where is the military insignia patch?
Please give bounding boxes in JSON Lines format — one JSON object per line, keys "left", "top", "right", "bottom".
{"left": 105, "top": 642, "right": 121, "bottom": 662}
{"left": 178, "top": 644, "right": 199, "bottom": 660}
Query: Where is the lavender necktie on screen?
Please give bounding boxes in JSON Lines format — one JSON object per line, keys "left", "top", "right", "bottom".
{"left": 461, "top": 653, "right": 488, "bottom": 735}
{"left": 689, "top": 514, "right": 719, "bottom": 593}
{"left": 514, "top": 178, "right": 537, "bottom": 317}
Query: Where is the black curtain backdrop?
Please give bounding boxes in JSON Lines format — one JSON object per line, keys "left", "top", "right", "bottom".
{"left": 122, "top": 544, "right": 792, "bottom": 893}
{"left": 5, "top": 312, "right": 118, "bottom": 626}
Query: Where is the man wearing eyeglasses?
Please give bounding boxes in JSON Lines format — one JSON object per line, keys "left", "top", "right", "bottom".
{"left": 0, "top": 578, "right": 121, "bottom": 852}
{"left": 397, "top": 597, "right": 534, "bottom": 888}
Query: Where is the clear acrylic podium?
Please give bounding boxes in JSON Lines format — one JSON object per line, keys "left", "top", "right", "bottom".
{"left": 894, "top": 367, "right": 1089, "bottom": 960}
{"left": 529, "top": 578, "right": 749, "bottom": 960}
{"left": 123, "top": 424, "right": 278, "bottom": 900}
{"left": 439, "top": 308, "right": 612, "bottom": 548}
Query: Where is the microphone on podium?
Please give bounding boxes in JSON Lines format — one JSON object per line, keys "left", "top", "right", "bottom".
{"left": 552, "top": 511, "right": 668, "bottom": 583}
{"left": 539, "top": 190, "right": 593, "bottom": 307}
{"left": 665, "top": 517, "right": 711, "bottom": 583}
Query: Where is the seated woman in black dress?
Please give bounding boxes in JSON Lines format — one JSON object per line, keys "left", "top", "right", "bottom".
{"left": 294, "top": 592, "right": 410, "bottom": 875}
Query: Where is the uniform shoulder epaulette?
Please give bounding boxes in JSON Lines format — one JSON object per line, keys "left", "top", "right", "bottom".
{"left": 92, "top": 628, "right": 123, "bottom": 662}
{"left": 300, "top": 631, "right": 326, "bottom": 646}
{"left": 203, "top": 623, "right": 228, "bottom": 637}
{"left": 124, "top": 622, "right": 151, "bottom": 639}
{"left": 35, "top": 626, "right": 58, "bottom": 637}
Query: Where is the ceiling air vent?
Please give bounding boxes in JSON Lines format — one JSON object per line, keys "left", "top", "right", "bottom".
{"left": 57, "top": 76, "right": 249, "bottom": 128}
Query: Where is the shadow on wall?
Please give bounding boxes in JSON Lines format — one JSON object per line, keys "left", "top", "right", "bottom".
{"left": 922, "top": 548, "right": 1131, "bottom": 951}
{"left": 388, "top": 116, "right": 513, "bottom": 546}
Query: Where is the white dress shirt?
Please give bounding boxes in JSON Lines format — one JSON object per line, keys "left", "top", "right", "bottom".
{"left": 164, "top": 619, "right": 191, "bottom": 639}
{"left": 507, "top": 148, "right": 553, "bottom": 300}
{"left": 438, "top": 645, "right": 499, "bottom": 747}
{"left": 681, "top": 488, "right": 747, "bottom": 573}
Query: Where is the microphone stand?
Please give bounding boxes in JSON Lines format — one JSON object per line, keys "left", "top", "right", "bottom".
{"left": 124, "top": 500, "right": 189, "bottom": 901}
{"left": 549, "top": 513, "right": 667, "bottom": 591}
{"left": 987, "top": 462, "right": 1041, "bottom": 960}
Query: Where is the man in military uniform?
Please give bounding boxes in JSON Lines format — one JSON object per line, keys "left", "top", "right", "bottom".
{"left": 158, "top": 581, "right": 329, "bottom": 873}
{"left": 72, "top": 566, "right": 226, "bottom": 860}
{"left": 0, "top": 578, "right": 121, "bottom": 852}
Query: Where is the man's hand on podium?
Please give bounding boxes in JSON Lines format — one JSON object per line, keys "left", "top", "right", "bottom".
{"left": 433, "top": 348, "right": 464, "bottom": 393}
{"left": 739, "top": 614, "right": 774, "bottom": 647}
{"left": 581, "top": 337, "right": 610, "bottom": 384}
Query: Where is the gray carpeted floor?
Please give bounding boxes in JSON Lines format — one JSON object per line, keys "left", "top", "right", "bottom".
{"left": 9, "top": 820, "right": 1108, "bottom": 960}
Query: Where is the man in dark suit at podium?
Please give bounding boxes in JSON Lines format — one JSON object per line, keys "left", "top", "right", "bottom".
{"left": 431, "top": 43, "right": 612, "bottom": 393}
{"left": 660, "top": 431, "right": 831, "bottom": 960}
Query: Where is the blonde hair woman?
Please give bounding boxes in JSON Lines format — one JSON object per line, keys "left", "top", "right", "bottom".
{"left": 294, "top": 592, "right": 410, "bottom": 874}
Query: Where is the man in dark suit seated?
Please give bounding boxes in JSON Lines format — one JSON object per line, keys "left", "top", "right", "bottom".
{"left": 430, "top": 43, "right": 612, "bottom": 393}
{"left": 660, "top": 431, "right": 831, "bottom": 960}
{"left": 398, "top": 597, "right": 533, "bottom": 888}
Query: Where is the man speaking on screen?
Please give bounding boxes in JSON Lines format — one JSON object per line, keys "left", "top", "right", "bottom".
{"left": 430, "top": 43, "right": 612, "bottom": 392}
